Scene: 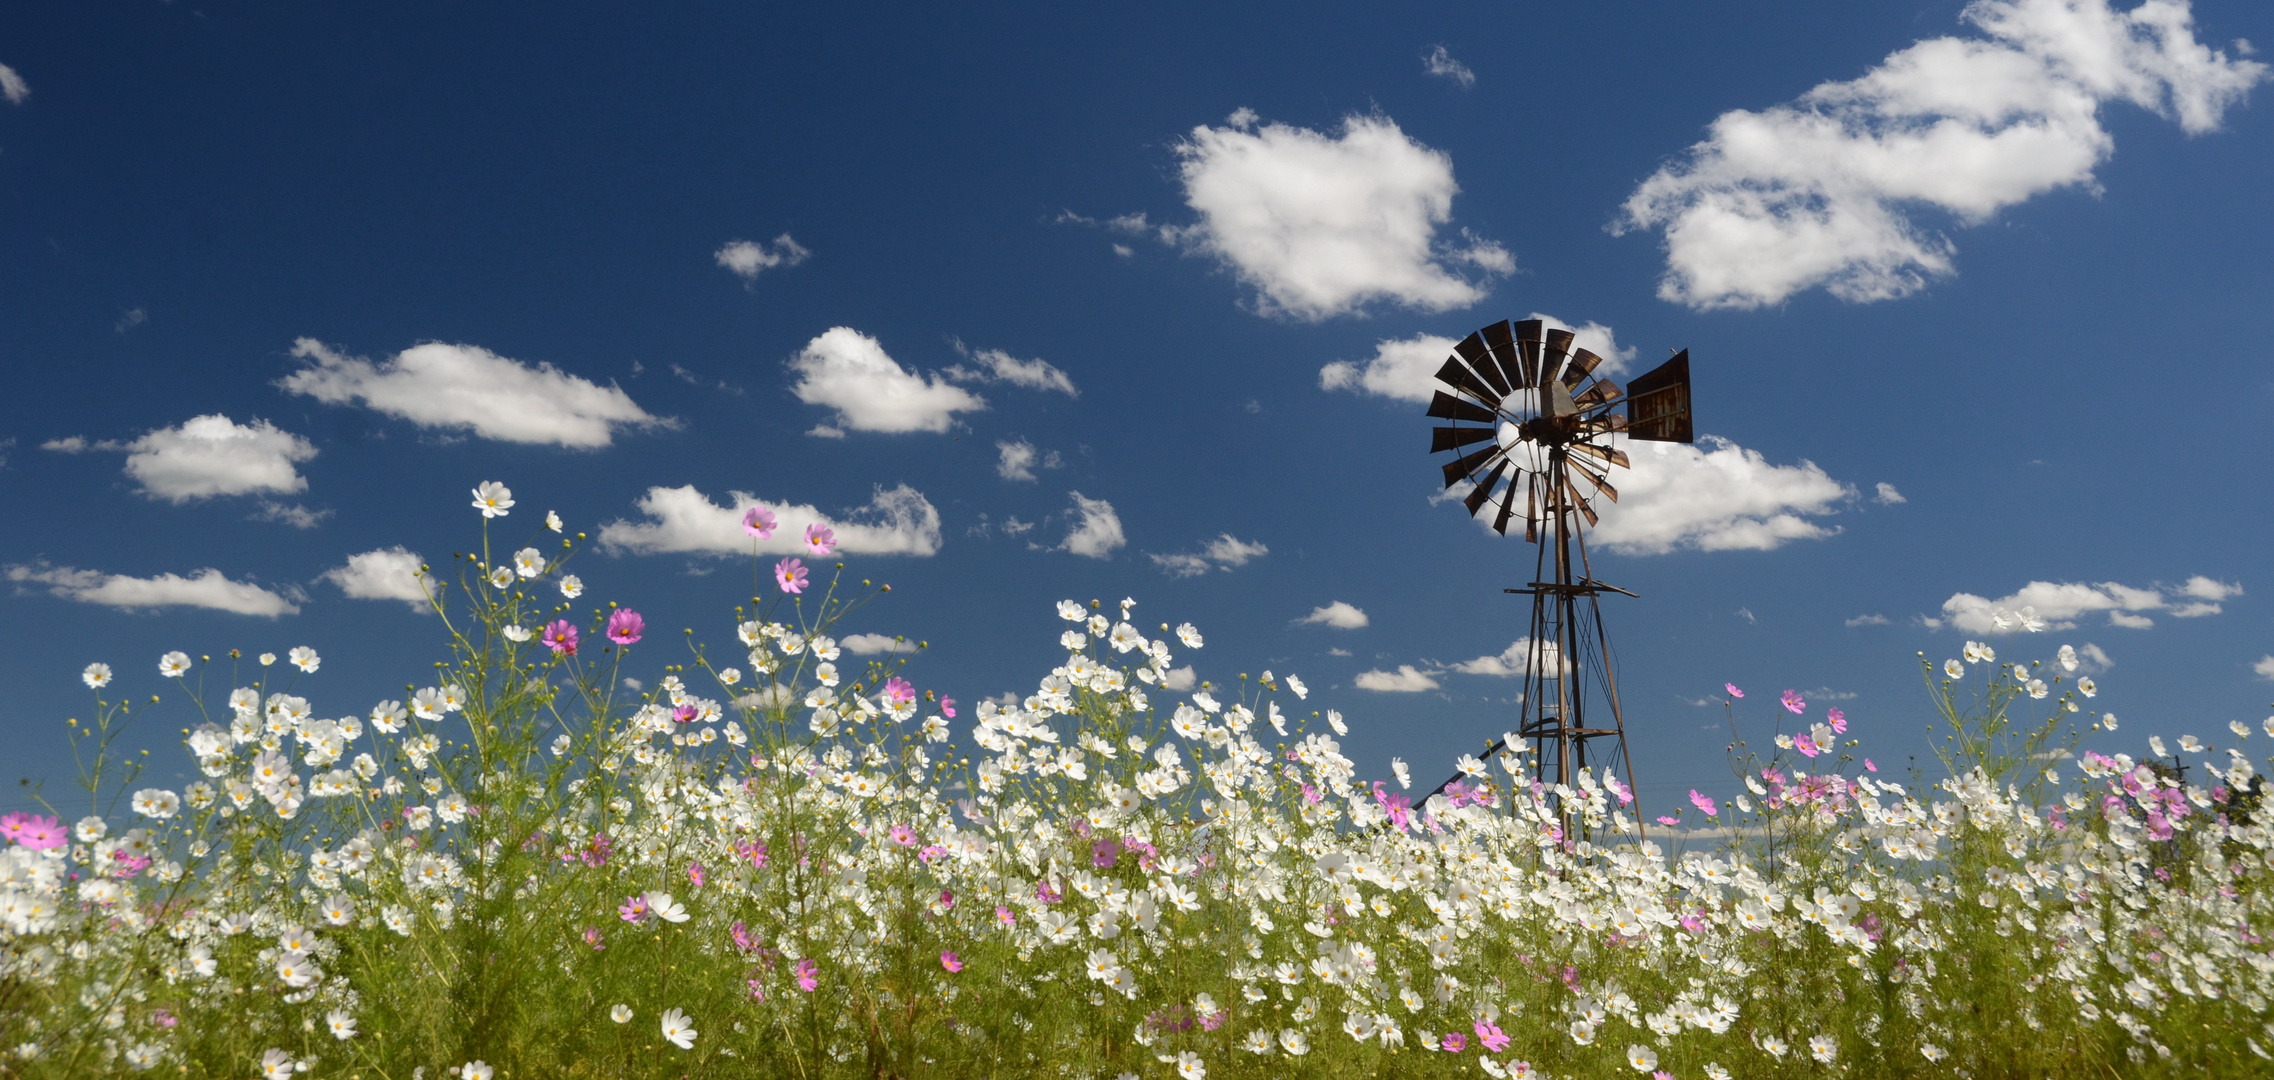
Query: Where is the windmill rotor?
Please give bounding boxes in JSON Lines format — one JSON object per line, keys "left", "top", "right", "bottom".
{"left": 1423, "top": 319, "right": 1695, "bottom": 824}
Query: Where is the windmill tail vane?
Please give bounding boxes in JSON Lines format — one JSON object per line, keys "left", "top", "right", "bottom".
{"left": 1423, "top": 318, "right": 1694, "bottom": 828}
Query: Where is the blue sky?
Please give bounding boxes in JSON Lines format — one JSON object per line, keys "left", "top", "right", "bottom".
{"left": 4, "top": 0, "right": 2271, "bottom": 818}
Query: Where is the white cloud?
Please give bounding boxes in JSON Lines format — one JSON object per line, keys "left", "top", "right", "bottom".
{"left": 1584, "top": 436, "right": 1855, "bottom": 555}
{"left": 1617, "top": 0, "right": 2266, "bottom": 309}
{"left": 1423, "top": 45, "right": 1476, "bottom": 88}
{"left": 1059, "top": 492, "right": 1125, "bottom": 559}
{"left": 115, "top": 308, "right": 147, "bottom": 334}
{"left": 1874, "top": 482, "right": 1907, "bottom": 504}
{"left": 997, "top": 439, "right": 1039, "bottom": 481}
{"left": 1450, "top": 637, "right": 1566, "bottom": 677}
{"left": 1166, "top": 111, "right": 1510, "bottom": 320}
{"left": 598, "top": 484, "right": 943, "bottom": 557}
{"left": 0, "top": 63, "right": 26, "bottom": 105}
{"left": 945, "top": 343, "right": 1078, "bottom": 397}
{"left": 321, "top": 547, "right": 432, "bottom": 612}
{"left": 2255, "top": 655, "right": 2274, "bottom": 681}
{"left": 787, "top": 327, "right": 985, "bottom": 435}
{"left": 1296, "top": 601, "right": 1369, "bottom": 629}
{"left": 1161, "top": 666, "right": 1198, "bottom": 692}
{"left": 714, "top": 234, "right": 811, "bottom": 280}
{"left": 1933, "top": 576, "right": 2238, "bottom": 633}
{"left": 1845, "top": 613, "right": 1891, "bottom": 627}
{"left": 1149, "top": 534, "right": 1269, "bottom": 577}
{"left": 41, "top": 436, "right": 87, "bottom": 453}
{"left": 281, "top": 338, "right": 658, "bottom": 448}
{"left": 1355, "top": 665, "right": 1440, "bottom": 692}
{"left": 6, "top": 562, "right": 299, "bottom": 617}
{"left": 839, "top": 633, "right": 914, "bottom": 656}
{"left": 253, "top": 502, "right": 331, "bottom": 529}
{"left": 107, "top": 415, "right": 317, "bottom": 504}
{"left": 2074, "top": 642, "right": 2114, "bottom": 671}
{"left": 1321, "top": 314, "right": 1634, "bottom": 402}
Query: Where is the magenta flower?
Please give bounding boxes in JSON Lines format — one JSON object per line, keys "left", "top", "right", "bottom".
{"left": 687, "top": 861, "right": 707, "bottom": 888}
{"left": 888, "top": 823, "right": 918, "bottom": 847}
{"left": 940, "top": 951, "right": 963, "bottom": 973}
{"left": 673, "top": 703, "right": 699, "bottom": 724}
{"left": 939, "top": 696, "right": 956, "bottom": 719}
{"left": 1655, "top": 814, "right": 1679, "bottom": 826}
{"left": 804, "top": 523, "right": 835, "bottom": 556}
{"left": 882, "top": 677, "right": 916, "bottom": 706}
{"left": 1827, "top": 706, "right": 1848, "bottom": 734}
{"left": 741, "top": 505, "right": 777, "bottom": 538}
{"left": 774, "top": 557, "right": 808, "bottom": 595}
{"left": 1724, "top": 683, "right": 1744, "bottom": 698}
{"left": 605, "top": 608, "right": 644, "bottom": 646}
{"left": 1794, "top": 734, "right": 1820, "bottom": 758}
{"left": 996, "top": 905, "right": 1016, "bottom": 926}
{"left": 794, "top": 957, "right": 819, "bottom": 992}
{"left": 151, "top": 1009, "right": 177, "bottom": 1029}
{"left": 617, "top": 894, "right": 652, "bottom": 924}
{"left": 1780, "top": 689, "right": 1805, "bottom": 714}
{"left": 1474, "top": 1020, "right": 1511, "bottom": 1052}
{"left": 540, "top": 620, "right": 579, "bottom": 657}
{"left": 10, "top": 814, "right": 66, "bottom": 851}
{"left": 583, "top": 926, "right": 605, "bottom": 951}
{"left": 1441, "top": 1032, "right": 1468, "bottom": 1053}
{"left": 1864, "top": 758, "right": 1878, "bottom": 773}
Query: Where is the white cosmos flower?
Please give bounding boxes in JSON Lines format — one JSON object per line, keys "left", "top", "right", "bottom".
{"left": 288, "top": 646, "right": 320, "bottom": 673}
{"left": 1057, "top": 599, "right": 1085, "bottom": 621}
{"left": 259, "top": 1049, "right": 297, "bottom": 1079}
{"left": 411, "top": 688, "right": 447, "bottom": 721}
{"left": 461, "top": 1061, "right": 494, "bottom": 1080}
{"left": 2150, "top": 735, "right": 2168, "bottom": 757}
{"left": 1944, "top": 659, "right": 1964, "bottom": 679}
{"left": 2179, "top": 734, "right": 2203, "bottom": 753}
{"left": 2079, "top": 677, "right": 2096, "bottom": 697}
{"left": 2057, "top": 644, "right": 2079, "bottom": 671}
{"left": 559, "top": 574, "right": 583, "bottom": 599}
{"left": 326, "top": 1010, "right": 357, "bottom": 1040}
{"left": 488, "top": 566, "right": 515, "bottom": 589}
{"left": 82, "top": 663, "right": 113, "bottom": 689}
{"left": 131, "top": 789, "right": 180, "bottom": 819}
{"left": 661, "top": 1008, "right": 697, "bottom": 1050}
{"left": 546, "top": 509, "right": 563, "bottom": 532}
{"left": 611, "top": 1004, "right": 632, "bottom": 1023}
{"left": 76, "top": 815, "right": 107, "bottom": 842}
{"left": 512, "top": 547, "right": 545, "bottom": 578}
{"left": 1175, "top": 1051, "right": 1206, "bottom": 1079}
{"left": 2102, "top": 713, "right": 2119, "bottom": 731}
{"left": 2026, "top": 678, "right": 2048, "bottom": 699}
{"left": 1176, "top": 622, "right": 1203, "bottom": 649}
{"left": 370, "top": 700, "right": 407, "bottom": 733}
{"left": 1287, "top": 674, "right": 1307, "bottom": 699}
{"left": 159, "top": 651, "right": 192, "bottom": 678}
{"left": 472, "top": 481, "right": 514, "bottom": 517}
{"left": 1278, "top": 1029, "right": 1308, "bottom": 1056}
{"left": 1390, "top": 758, "right": 1410, "bottom": 788}
{"left": 259, "top": 652, "right": 277, "bottom": 666}
{"left": 1808, "top": 1034, "right": 1837, "bottom": 1063}
{"left": 503, "top": 625, "right": 531, "bottom": 642}
{"left": 1626, "top": 1044, "right": 1658, "bottom": 1072}
{"left": 646, "top": 891, "right": 689, "bottom": 923}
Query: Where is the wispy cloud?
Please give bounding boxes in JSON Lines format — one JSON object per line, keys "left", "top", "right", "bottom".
{"left": 1423, "top": 45, "right": 1476, "bottom": 88}
{"left": 1929, "top": 575, "right": 2240, "bottom": 632}
{"left": 1354, "top": 665, "right": 1439, "bottom": 692}
{"left": 1295, "top": 601, "right": 1369, "bottom": 629}
{"left": 599, "top": 484, "right": 943, "bottom": 558}
{"left": 7, "top": 562, "right": 300, "bottom": 617}
{"left": 1059, "top": 492, "right": 1125, "bottom": 559}
{"left": 714, "top": 234, "right": 810, "bottom": 280}
{"left": 1148, "top": 534, "right": 1268, "bottom": 577}
{"left": 282, "top": 339, "right": 659, "bottom": 448}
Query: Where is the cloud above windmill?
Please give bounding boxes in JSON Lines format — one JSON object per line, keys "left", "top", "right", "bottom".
{"left": 1157, "top": 110, "right": 1511, "bottom": 320}
{"left": 1319, "top": 314, "right": 1636, "bottom": 403}
{"left": 1150, "top": 534, "right": 1269, "bottom": 577}
{"left": 1616, "top": 0, "right": 2266, "bottom": 309}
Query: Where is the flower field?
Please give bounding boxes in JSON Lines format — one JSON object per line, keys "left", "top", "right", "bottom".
{"left": 3, "top": 484, "right": 2270, "bottom": 1079}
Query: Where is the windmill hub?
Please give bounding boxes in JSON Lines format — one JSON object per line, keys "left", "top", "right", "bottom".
{"left": 1422, "top": 318, "right": 1697, "bottom": 826}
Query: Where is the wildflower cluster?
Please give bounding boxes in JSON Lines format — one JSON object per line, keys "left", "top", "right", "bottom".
{"left": 1, "top": 489, "right": 2270, "bottom": 1078}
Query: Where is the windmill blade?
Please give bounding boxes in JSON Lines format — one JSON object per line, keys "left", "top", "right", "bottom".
{"left": 1430, "top": 425, "right": 1496, "bottom": 453}
{"left": 1441, "top": 443, "right": 1505, "bottom": 489}
{"left": 1493, "top": 476, "right": 1520, "bottom": 535}
{"left": 1573, "top": 379, "right": 1622, "bottom": 409}
{"left": 1570, "top": 460, "right": 1620, "bottom": 503}
{"left": 1624, "top": 349, "right": 1693, "bottom": 443}
{"left": 1433, "top": 358, "right": 1501, "bottom": 409}
{"left": 1565, "top": 475, "right": 1600, "bottom": 526}
{"left": 1426, "top": 390, "right": 1497, "bottom": 424}
{"left": 1514, "top": 319, "right": 1543, "bottom": 390}
{"left": 1452, "top": 328, "right": 1511, "bottom": 396}
{"left": 1560, "top": 348, "right": 1603, "bottom": 387}
{"left": 1582, "top": 413, "right": 1630, "bottom": 436}
{"left": 1570, "top": 442, "right": 1631, "bottom": 470}
{"left": 1480, "top": 319, "right": 1528, "bottom": 390}
{"left": 1540, "top": 328, "right": 1575, "bottom": 388}
{"left": 1525, "top": 473, "right": 1539, "bottom": 542}
{"left": 1464, "top": 460, "right": 1510, "bottom": 517}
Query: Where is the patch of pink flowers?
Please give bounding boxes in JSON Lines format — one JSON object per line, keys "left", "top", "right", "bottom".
{"left": 604, "top": 608, "right": 644, "bottom": 646}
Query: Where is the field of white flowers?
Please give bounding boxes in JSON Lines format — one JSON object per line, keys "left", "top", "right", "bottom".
{"left": 3, "top": 482, "right": 2270, "bottom": 1079}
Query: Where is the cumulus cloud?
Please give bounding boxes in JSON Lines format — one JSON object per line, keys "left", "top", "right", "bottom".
{"left": 995, "top": 438, "right": 1064, "bottom": 481}
{"left": 1617, "top": 0, "right": 2267, "bottom": 309}
{"left": 320, "top": 547, "right": 433, "bottom": 612}
{"left": 714, "top": 234, "right": 811, "bottom": 280}
{"left": 1449, "top": 637, "right": 1565, "bottom": 677}
{"left": 1321, "top": 314, "right": 1635, "bottom": 402}
{"left": 2255, "top": 655, "right": 2274, "bottom": 681}
{"left": 1165, "top": 111, "right": 1510, "bottom": 320}
{"left": 1930, "top": 576, "right": 2239, "bottom": 633}
{"left": 1354, "top": 665, "right": 1440, "bottom": 692}
{"left": 1296, "top": 601, "right": 1370, "bottom": 629}
{"left": 1874, "top": 482, "right": 1907, "bottom": 504}
{"left": 281, "top": 338, "right": 658, "bottom": 448}
{"left": 60, "top": 414, "right": 319, "bottom": 504}
{"left": 1148, "top": 534, "right": 1269, "bottom": 577}
{"left": 6, "top": 562, "right": 299, "bottom": 617}
{"left": 839, "top": 633, "right": 914, "bottom": 656}
{"left": 945, "top": 343, "right": 1079, "bottom": 397}
{"left": 1845, "top": 613, "right": 1892, "bottom": 627}
{"left": 1580, "top": 436, "right": 1855, "bottom": 555}
{"left": 787, "top": 327, "right": 985, "bottom": 435}
{"left": 1161, "top": 666, "right": 1198, "bottom": 692}
{"left": 598, "top": 484, "right": 943, "bottom": 557}
{"left": 1423, "top": 45, "right": 1476, "bottom": 88}
{"left": 0, "top": 63, "right": 26, "bottom": 105}
{"left": 1059, "top": 492, "right": 1126, "bottom": 559}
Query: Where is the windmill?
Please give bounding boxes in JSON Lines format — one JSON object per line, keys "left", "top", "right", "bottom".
{"left": 1424, "top": 319, "right": 1693, "bottom": 814}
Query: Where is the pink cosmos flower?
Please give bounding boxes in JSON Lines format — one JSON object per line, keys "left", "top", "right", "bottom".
{"left": 939, "top": 696, "right": 956, "bottom": 719}
{"left": 673, "top": 703, "right": 699, "bottom": 724}
{"left": 1688, "top": 789, "right": 1718, "bottom": 817}
{"left": 774, "top": 557, "right": 808, "bottom": 595}
{"left": 804, "top": 523, "right": 835, "bottom": 556}
{"left": 1827, "top": 706, "right": 1847, "bottom": 734}
{"left": 794, "top": 957, "right": 818, "bottom": 992}
{"left": 940, "top": 951, "right": 963, "bottom": 973}
{"left": 1474, "top": 1020, "right": 1511, "bottom": 1053}
{"left": 1441, "top": 1032, "right": 1468, "bottom": 1053}
{"left": 996, "top": 905, "right": 1016, "bottom": 926}
{"left": 1725, "top": 683, "right": 1744, "bottom": 698}
{"left": 1863, "top": 758, "right": 1877, "bottom": 773}
{"left": 605, "top": 609, "right": 644, "bottom": 646}
{"left": 1780, "top": 689, "right": 1805, "bottom": 714}
{"left": 3, "top": 812, "right": 66, "bottom": 849}
{"left": 882, "top": 677, "right": 916, "bottom": 706}
{"left": 1656, "top": 815, "right": 1679, "bottom": 826}
{"left": 687, "top": 862, "right": 707, "bottom": 888}
{"left": 583, "top": 926, "right": 606, "bottom": 950}
{"left": 617, "top": 895, "right": 652, "bottom": 924}
{"left": 541, "top": 620, "right": 579, "bottom": 657}
{"left": 1794, "top": 735, "right": 1819, "bottom": 759}
{"left": 741, "top": 505, "right": 777, "bottom": 538}
{"left": 1603, "top": 774, "right": 1634, "bottom": 806}
{"left": 152, "top": 1009, "right": 178, "bottom": 1029}
{"left": 888, "top": 824, "right": 918, "bottom": 847}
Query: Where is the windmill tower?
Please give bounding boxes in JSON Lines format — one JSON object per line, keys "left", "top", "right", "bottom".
{"left": 1424, "top": 319, "right": 1694, "bottom": 809}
